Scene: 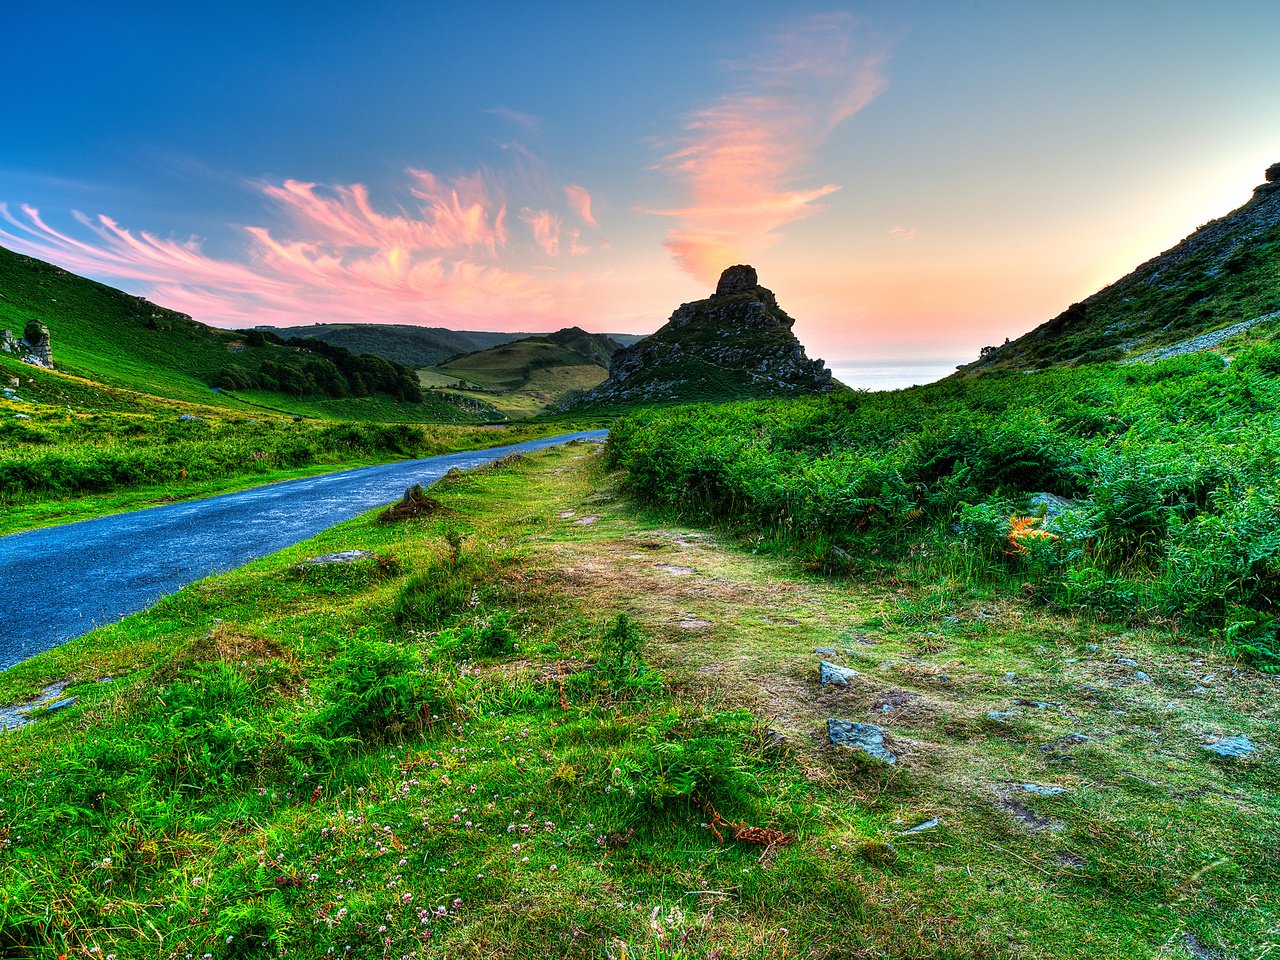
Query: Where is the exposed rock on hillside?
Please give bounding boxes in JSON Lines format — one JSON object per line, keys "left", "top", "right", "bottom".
{"left": 0, "top": 320, "right": 53, "bottom": 368}
{"left": 960, "top": 162, "right": 1280, "bottom": 373}
{"left": 572, "top": 266, "right": 837, "bottom": 407}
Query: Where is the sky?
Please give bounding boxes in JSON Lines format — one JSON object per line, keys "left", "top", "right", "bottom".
{"left": 3, "top": 1, "right": 1279, "bottom": 363}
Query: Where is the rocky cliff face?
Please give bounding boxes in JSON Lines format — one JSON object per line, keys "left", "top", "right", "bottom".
{"left": 573, "top": 265, "right": 837, "bottom": 407}
{"left": 0, "top": 320, "right": 53, "bottom": 368}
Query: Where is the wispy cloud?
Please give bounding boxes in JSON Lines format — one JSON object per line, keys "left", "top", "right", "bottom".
{"left": 889, "top": 225, "right": 919, "bottom": 240}
{"left": 650, "top": 13, "right": 888, "bottom": 281}
{"left": 564, "top": 184, "right": 597, "bottom": 226}
{"left": 484, "top": 106, "right": 543, "bottom": 135}
{"left": 0, "top": 163, "right": 601, "bottom": 329}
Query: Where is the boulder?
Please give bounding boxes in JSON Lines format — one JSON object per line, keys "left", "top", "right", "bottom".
{"left": 827, "top": 718, "right": 897, "bottom": 763}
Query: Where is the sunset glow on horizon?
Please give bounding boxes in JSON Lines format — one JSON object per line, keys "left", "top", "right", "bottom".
{"left": 5, "top": 1, "right": 1279, "bottom": 362}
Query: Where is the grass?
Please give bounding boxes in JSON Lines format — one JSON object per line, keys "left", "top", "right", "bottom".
{"left": 2, "top": 445, "right": 1275, "bottom": 958}
{"left": 420, "top": 335, "right": 613, "bottom": 419}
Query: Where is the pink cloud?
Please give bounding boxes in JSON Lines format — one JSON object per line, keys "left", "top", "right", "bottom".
{"left": 651, "top": 13, "right": 888, "bottom": 281}
{"left": 519, "top": 208, "right": 562, "bottom": 257}
{"left": 0, "top": 164, "right": 604, "bottom": 331}
{"left": 564, "top": 184, "right": 597, "bottom": 226}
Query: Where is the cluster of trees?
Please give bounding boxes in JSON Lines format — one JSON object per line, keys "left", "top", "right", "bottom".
{"left": 216, "top": 334, "right": 424, "bottom": 402}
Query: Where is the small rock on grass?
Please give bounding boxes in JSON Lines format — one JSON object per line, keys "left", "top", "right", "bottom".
{"left": 899, "top": 818, "right": 940, "bottom": 834}
{"left": 1017, "top": 783, "right": 1069, "bottom": 796}
{"left": 1203, "top": 734, "right": 1255, "bottom": 759}
{"left": 828, "top": 719, "right": 897, "bottom": 764}
{"left": 300, "top": 550, "right": 375, "bottom": 566}
{"left": 987, "top": 709, "right": 1023, "bottom": 721}
{"left": 819, "top": 661, "right": 859, "bottom": 686}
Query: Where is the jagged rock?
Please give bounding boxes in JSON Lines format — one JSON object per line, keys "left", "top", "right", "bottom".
{"left": 1268, "top": 162, "right": 1280, "bottom": 184}
{"left": 23, "top": 321, "right": 52, "bottom": 367}
{"left": 1, "top": 322, "right": 53, "bottom": 368}
{"left": 827, "top": 718, "right": 897, "bottom": 764}
{"left": 571, "top": 265, "right": 840, "bottom": 408}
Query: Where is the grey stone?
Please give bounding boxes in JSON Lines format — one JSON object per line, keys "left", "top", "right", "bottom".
{"left": 1115, "top": 658, "right": 1138, "bottom": 666}
{"left": 45, "top": 697, "right": 78, "bottom": 713}
{"left": 987, "top": 710, "right": 1023, "bottom": 721}
{"left": 1203, "top": 734, "right": 1255, "bottom": 759}
{"left": 1027, "top": 492, "right": 1079, "bottom": 521}
{"left": 819, "top": 661, "right": 859, "bottom": 686}
{"left": 827, "top": 719, "right": 897, "bottom": 764}
{"left": 1018, "top": 783, "right": 1068, "bottom": 796}
{"left": 899, "top": 818, "right": 940, "bottom": 834}
{"left": 299, "top": 550, "right": 376, "bottom": 566}
{"left": 1133, "top": 671, "right": 1152, "bottom": 683}
{"left": 815, "top": 647, "right": 839, "bottom": 655}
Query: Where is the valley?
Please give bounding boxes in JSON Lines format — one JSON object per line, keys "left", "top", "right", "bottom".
{"left": 2, "top": 164, "right": 1280, "bottom": 959}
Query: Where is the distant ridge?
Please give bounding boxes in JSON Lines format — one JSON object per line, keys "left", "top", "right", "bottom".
{"left": 258, "top": 323, "right": 647, "bottom": 369}
{"left": 961, "top": 162, "right": 1280, "bottom": 372}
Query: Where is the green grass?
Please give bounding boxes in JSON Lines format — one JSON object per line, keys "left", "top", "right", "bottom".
{"left": 2, "top": 446, "right": 1274, "bottom": 958}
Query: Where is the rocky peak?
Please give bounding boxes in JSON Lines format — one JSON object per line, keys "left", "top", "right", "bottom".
{"left": 569, "top": 265, "right": 839, "bottom": 408}
{"left": 714, "top": 264, "right": 759, "bottom": 296}
{"left": 1267, "top": 162, "right": 1280, "bottom": 184}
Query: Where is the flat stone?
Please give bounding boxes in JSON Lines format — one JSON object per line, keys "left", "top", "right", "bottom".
{"left": 899, "top": 818, "right": 940, "bottom": 834}
{"left": 1018, "top": 783, "right": 1068, "bottom": 796}
{"left": 573, "top": 515, "right": 602, "bottom": 526}
{"left": 45, "top": 697, "right": 78, "bottom": 713}
{"left": 1203, "top": 734, "right": 1255, "bottom": 759}
{"left": 819, "top": 661, "right": 859, "bottom": 686}
{"left": 815, "top": 647, "right": 839, "bottom": 655}
{"left": 655, "top": 564, "right": 694, "bottom": 576}
{"left": 987, "top": 710, "right": 1023, "bottom": 721}
{"left": 827, "top": 719, "right": 897, "bottom": 764}
{"left": 675, "top": 619, "right": 712, "bottom": 630}
{"left": 1115, "top": 658, "right": 1139, "bottom": 667}
{"left": 299, "top": 550, "right": 375, "bottom": 566}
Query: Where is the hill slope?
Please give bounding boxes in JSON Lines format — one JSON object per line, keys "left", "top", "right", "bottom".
{"left": 258, "top": 323, "right": 648, "bottom": 369}
{"left": 0, "top": 244, "right": 494, "bottom": 422}
{"left": 572, "top": 264, "right": 838, "bottom": 409}
{"left": 961, "top": 162, "right": 1280, "bottom": 373}
{"left": 422, "top": 327, "right": 622, "bottom": 417}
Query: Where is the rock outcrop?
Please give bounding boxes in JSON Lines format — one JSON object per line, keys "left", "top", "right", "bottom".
{"left": 0, "top": 320, "right": 53, "bottom": 368}
{"left": 572, "top": 266, "right": 838, "bottom": 407}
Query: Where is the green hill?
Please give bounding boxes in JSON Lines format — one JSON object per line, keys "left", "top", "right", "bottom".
{"left": 0, "top": 244, "right": 495, "bottom": 422}
{"left": 254, "top": 323, "right": 528, "bottom": 368}
{"left": 421, "top": 327, "right": 622, "bottom": 417}
{"left": 961, "top": 162, "right": 1280, "bottom": 373}
{"left": 257, "top": 323, "right": 648, "bottom": 369}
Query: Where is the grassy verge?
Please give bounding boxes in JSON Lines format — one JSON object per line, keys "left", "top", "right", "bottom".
{"left": 2, "top": 447, "right": 1275, "bottom": 958}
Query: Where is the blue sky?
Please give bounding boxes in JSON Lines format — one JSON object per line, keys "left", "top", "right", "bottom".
{"left": 4, "top": 1, "right": 1279, "bottom": 360}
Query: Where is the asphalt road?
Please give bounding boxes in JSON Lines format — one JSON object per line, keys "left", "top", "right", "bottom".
{"left": 0, "top": 429, "right": 607, "bottom": 670}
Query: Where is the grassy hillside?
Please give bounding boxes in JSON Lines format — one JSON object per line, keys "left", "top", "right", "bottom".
{"left": 255, "top": 323, "right": 530, "bottom": 368}
{"left": 2, "top": 446, "right": 1273, "bottom": 958}
{"left": 420, "top": 328, "right": 620, "bottom": 418}
{"left": 0, "top": 245, "right": 486, "bottom": 422}
{"left": 962, "top": 164, "right": 1280, "bottom": 372}
{"left": 258, "top": 324, "right": 648, "bottom": 369}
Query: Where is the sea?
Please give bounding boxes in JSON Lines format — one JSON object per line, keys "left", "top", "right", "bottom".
{"left": 828, "top": 358, "right": 968, "bottom": 392}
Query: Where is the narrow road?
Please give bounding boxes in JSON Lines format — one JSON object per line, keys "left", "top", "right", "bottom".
{"left": 0, "top": 430, "right": 607, "bottom": 670}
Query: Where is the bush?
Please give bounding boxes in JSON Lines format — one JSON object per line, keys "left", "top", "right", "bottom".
{"left": 316, "top": 634, "right": 436, "bottom": 739}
